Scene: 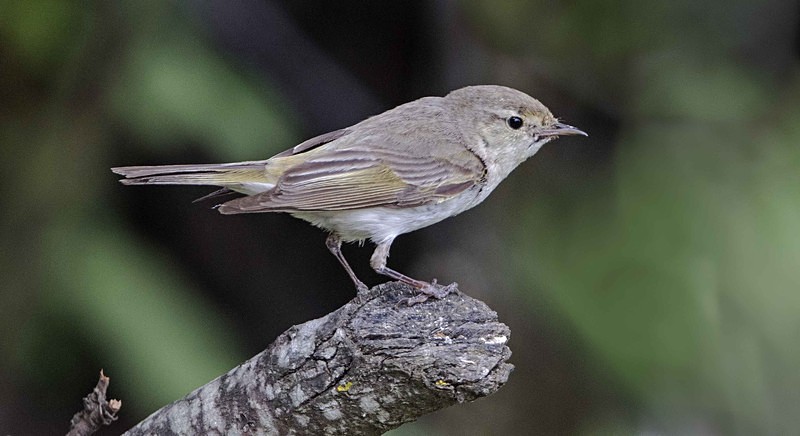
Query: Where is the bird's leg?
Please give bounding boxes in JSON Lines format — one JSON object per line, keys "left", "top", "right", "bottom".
{"left": 325, "top": 233, "right": 369, "bottom": 294}
{"left": 370, "top": 239, "right": 455, "bottom": 304}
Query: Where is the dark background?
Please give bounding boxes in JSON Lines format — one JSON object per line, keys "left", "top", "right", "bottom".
{"left": 2, "top": 1, "right": 799, "bottom": 434}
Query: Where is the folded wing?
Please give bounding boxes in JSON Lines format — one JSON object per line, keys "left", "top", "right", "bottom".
{"left": 217, "top": 146, "right": 485, "bottom": 214}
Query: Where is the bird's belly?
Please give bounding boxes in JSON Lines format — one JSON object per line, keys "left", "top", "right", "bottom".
{"left": 290, "top": 194, "right": 481, "bottom": 244}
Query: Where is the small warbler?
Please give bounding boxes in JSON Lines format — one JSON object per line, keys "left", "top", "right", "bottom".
{"left": 113, "top": 85, "right": 586, "bottom": 302}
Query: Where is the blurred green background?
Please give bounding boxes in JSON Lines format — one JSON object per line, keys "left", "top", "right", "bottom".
{"left": 1, "top": 1, "right": 799, "bottom": 434}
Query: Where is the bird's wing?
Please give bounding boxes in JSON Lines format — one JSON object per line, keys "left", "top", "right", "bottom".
{"left": 217, "top": 145, "right": 485, "bottom": 214}
{"left": 272, "top": 128, "right": 352, "bottom": 157}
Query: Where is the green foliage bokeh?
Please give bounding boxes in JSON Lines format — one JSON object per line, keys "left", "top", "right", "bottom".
{"left": 1, "top": 0, "right": 798, "bottom": 434}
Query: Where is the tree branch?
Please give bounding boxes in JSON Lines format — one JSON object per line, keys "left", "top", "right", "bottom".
{"left": 68, "top": 370, "right": 122, "bottom": 436}
{"left": 124, "top": 281, "right": 513, "bottom": 435}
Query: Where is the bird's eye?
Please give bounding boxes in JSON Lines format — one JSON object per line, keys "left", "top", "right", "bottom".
{"left": 507, "top": 116, "right": 523, "bottom": 130}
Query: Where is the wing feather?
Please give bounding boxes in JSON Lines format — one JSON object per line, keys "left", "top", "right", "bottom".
{"left": 118, "top": 94, "right": 493, "bottom": 217}
{"left": 218, "top": 146, "right": 484, "bottom": 214}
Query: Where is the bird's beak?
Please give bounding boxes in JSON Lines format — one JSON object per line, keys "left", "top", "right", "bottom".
{"left": 537, "top": 122, "right": 588, "bottom": 138}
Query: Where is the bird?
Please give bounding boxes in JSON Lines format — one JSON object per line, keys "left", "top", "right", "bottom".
{"left": 112, "top": 85, "right": 586, "bottom": 303}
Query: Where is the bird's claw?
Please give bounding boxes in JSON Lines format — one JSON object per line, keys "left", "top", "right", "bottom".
{"left": 355, "top": 281, "right": 370, "bottom": 295}
{"left": 403, "top": 279, "right": 457, "bottom": 306}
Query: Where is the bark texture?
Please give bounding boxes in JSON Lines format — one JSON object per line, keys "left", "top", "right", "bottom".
{"left": 124, "top": 281, "right": 513, "bottom": 435}
{"left": 67, "top": 370, "right": 121, "bottom": 436}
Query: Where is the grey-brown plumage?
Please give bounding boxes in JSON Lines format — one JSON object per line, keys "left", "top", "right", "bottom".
{"left": 113, "top": 85, "right": 586, "bottom": 302}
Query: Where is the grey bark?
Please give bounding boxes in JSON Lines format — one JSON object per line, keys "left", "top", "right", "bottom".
{"left": 67, "top": 370, "right": 121, "bottom": 436}
{"left": 124, "top": 281, "right": 513, "bottom": 435}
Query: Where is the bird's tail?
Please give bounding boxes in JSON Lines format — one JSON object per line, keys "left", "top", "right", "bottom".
{"left": 111, "top": 160, "right": 275, "bottom": 195}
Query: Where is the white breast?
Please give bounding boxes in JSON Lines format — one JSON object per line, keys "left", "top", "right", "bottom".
{"left": 290, "top": 186, "right": 489, "bottom": 244}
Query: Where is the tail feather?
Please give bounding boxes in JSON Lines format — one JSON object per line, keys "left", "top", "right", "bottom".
{"left": 191, "top": 187, "right": 237, "bottom": 203}
{"left": 117, "top": 172, "right": 234, "bottom": 186}
{"left": 111, "top": 161, "right": 276, "bottom": 195}
{"left": 111, "top": 160, "right": 268, "bottom": 178}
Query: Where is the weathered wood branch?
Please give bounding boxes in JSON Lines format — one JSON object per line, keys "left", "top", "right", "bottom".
{"left": 124, "top": 282, "right": 513, "bottom": 435}
{"left": 67, "top": 370, "right": 121, "bottom": 436}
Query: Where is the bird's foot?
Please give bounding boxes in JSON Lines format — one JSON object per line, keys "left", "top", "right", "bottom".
{"left": 355, "top": 281, "right": 370, "bottom": 296}
{"left": 404, "top": 279, "right": 458, "bottom": 306}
